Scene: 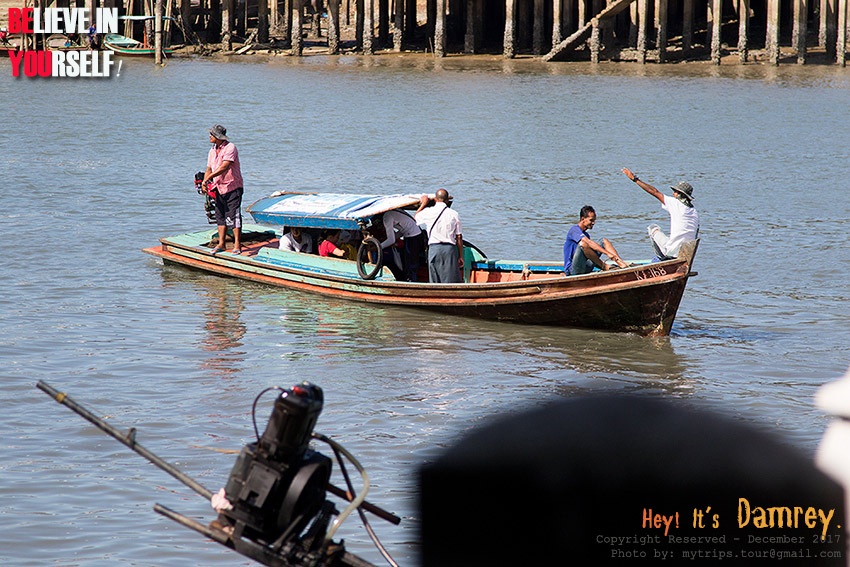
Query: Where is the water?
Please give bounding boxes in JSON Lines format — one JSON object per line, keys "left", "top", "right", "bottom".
{"left": 3, "top": 54, "right": 850, "bottom": 565}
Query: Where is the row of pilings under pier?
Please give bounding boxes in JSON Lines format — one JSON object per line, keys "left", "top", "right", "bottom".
{"left": 202, "top": 0, "right": 849, "bottom": 64}
{"left": 15, "top": 0, "right": 849, "bottom": 64}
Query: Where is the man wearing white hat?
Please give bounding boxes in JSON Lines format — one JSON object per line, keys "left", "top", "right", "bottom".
{"left": 622, "top": 167, "right": 700, "bottom": 261}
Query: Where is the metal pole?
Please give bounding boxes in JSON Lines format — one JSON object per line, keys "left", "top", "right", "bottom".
{"left": 36, "top": 381, "right": 214, "bottom": 500}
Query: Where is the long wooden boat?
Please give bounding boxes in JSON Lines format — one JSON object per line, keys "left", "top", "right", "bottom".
{"left": 143, "top": 192, "right": 699, "bottom": 336}
{"left": 103, "top": 33, "right": 174, "bottom": 56}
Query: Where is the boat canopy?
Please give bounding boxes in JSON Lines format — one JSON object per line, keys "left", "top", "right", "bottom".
{"left": 247, "top": 192, "right": 423, "bottom": 230}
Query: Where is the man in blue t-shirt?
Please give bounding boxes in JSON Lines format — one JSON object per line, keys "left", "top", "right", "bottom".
{"left": 563, "top": 205, "right": 628, "bottom": 275}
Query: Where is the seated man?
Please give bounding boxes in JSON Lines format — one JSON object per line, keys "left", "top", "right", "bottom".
{"left": 563, "top": 205, "right": 628, "bottom": 275}
{"left": 279, "top": 226, "right": 313, "bottom": 253}
{"left": 318, "top": 230, "right": 347, "bottom": 258}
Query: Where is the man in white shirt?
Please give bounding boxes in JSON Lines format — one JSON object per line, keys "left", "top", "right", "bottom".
{"left": 622, "top": 168, "right": 700, "bottom": 261}
{"left": 279, "top": 226, "right": 313, "bottom": 253}
{"left": 414, "top": 189, "right": 464, "bottom": 283}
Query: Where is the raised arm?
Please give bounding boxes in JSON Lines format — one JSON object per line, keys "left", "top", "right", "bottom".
{"left": 622, "top": 167, "right": 665, "bottom": 204}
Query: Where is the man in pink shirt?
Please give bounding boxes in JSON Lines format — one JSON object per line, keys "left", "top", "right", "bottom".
{"left": 204, "top": 125, "right": 244, "bottom": 254}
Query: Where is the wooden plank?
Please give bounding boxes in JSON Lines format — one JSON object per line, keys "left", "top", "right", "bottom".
{"left": 543, "top": 0, "right": 636, "bottom": 61}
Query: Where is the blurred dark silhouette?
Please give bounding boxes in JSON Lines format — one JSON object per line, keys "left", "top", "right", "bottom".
{"left": 420, "top": 395, "right": 845, "bottom": 566}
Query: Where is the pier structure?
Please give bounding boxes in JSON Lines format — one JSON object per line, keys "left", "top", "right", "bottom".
{"left": 1, "top": 0, "right": 847, "bottom": 63}
{"left": 193, "top": 0, "right": 849, "bottom": 64}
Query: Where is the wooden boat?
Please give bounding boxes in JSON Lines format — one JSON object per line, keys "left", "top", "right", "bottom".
{"left": 143, "top": 192, "right": 699, "bottom": 336}
{"left": 45, "top": 33, "right": 87, "bottom": 50}
{"left": 103, "top": 33, "right": 173, "bottom": 56}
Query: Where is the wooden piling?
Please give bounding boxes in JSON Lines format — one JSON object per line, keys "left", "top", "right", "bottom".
{"left": 434, "top": 0, "right": 446, "bottom": 56}
{"left": 656, "top": 0, "right": 668, "bottom": 63}
{"left": 291, "top": 0, "right": 303, "bottom": 55}
{"left": 533, "top": 0, "right": 544, "bottom": 54}
{"left": 589, "top": 18, "right": 600, "bottom": 62}
{"left": 552, "top": 0, "right": 563, "bottom": 46}
{"left": 356, "top": 0, "right": 364, "bottom": 49}
{"left": 705, "top": 0, "right": 714, "bottom": 54}
{"left": 765, "top": 0, "right": 780, "bottom": 65}
{"left": 504, "top": 0, "right": 516, "bottom": 58}
{"left": 328, "top": 0, "right": 341, "bottom": 53}
{"left": 682, "top": 0, "right": 693, "bottom": 52}
{"left": 393, "top": 0, "right": 403, "bottom": 51}
{"left": 601, "top": 0, "right": 614, "bottom": 51}
{"left": 155, "top": 0, "right": 163, "bottom": 64}
{"left": 838, "top": 0, "right": 847, "bottom": 65}
{"left": 258, "top": 0, "right": 269, "bottom": 42}
{"left": 283, "top": 0, "right": 292, "bottom": 45}
{"left": 363, "top": 0, "right": 374, "bottom": 54}
{"left": 636, "top": 0, "right": 647, "bottom": 63}
{"left": 710, "top": 0, "right": 721, "bottom": 64}
{"left": 793, "top": 0, "right": 806, "bottom": 63}
{"left": 820, "top": 0, "right": 837, "bottom": 58}
{"left": 270, "top": 0, "right": 279, "bottom": 33}
{"left": 221, "top": 0, "right": 232, "bottom": 50}
{"left": 738, "top": 0, "right": 749, "bottom": 62}
{"left": 465, "top": 0, "right": 477, "bottom": 53}
{"left": 180, "top": 0, "right": 191, "bottom": 43}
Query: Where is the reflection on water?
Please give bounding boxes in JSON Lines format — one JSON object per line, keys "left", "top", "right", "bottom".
{"left": 157, "top": 260, "right": 696, "bottom": 401}
{"left": 160, "top": 266, "right": 248, "bottom": 379}
{"left": 198, "top": 283, "right": 247, "bottom": 377}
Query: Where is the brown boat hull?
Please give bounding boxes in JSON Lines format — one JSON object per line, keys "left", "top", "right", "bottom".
{"left": 143, "top": 230, "right": 698, "bottom": 337}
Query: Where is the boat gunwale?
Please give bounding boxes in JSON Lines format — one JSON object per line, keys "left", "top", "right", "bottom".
{"left": 150, "top": 235, "right": 693, "bottom": 299}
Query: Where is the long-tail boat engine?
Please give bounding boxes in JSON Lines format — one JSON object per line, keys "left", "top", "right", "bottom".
{"left": 194, "top": 170, "right": 216, "bottom": 224}
{"left": 37, "top": 380, "right": 400, "bottom": 567}
{"left": 214, "top": 384, "right": 337, "bottom": 558}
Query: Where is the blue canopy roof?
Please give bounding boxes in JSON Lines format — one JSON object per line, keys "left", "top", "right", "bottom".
{"left": 247, "top": 192, "right": 423, "bottom": 230}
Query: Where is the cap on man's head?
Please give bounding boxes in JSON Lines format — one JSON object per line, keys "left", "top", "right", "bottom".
{"left": 671, "top": 181, "right": 694, "bottom": 202}
{"left": 209, "top": 124, "right": 228, "bottom": 141}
